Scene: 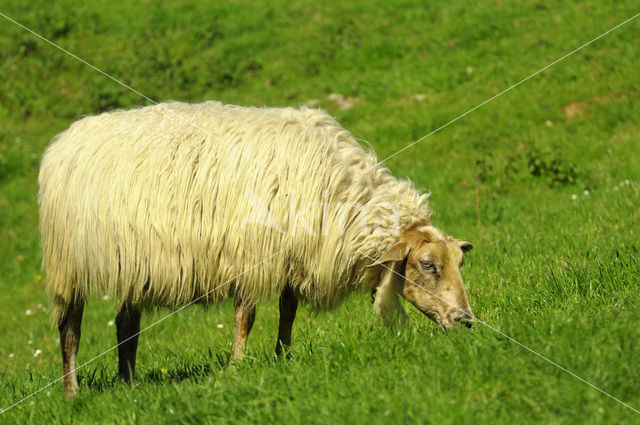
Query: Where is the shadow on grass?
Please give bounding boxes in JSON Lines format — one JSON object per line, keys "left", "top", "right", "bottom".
{"left": 81, "top": 351, "right": 230, "bottom": 392}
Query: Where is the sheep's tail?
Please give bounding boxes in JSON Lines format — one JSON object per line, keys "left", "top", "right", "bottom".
{"left": 40, "top": 223, "right": 88, "bottom": 325}
{"left": 40, "top": 187, "right": 87, "bottom": 326}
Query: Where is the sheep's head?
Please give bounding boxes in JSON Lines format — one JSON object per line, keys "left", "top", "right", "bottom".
{"left": 369, "top": 224, "right": 474, "bottom": 330}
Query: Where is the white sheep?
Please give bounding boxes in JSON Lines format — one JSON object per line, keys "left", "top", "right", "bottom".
{"left": 39, "top": 101, "right": 474, "bottom": 397}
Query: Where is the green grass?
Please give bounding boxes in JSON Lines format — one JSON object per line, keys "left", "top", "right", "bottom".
{"left": 1, "top": 0, "right": 640, "bottom": 423}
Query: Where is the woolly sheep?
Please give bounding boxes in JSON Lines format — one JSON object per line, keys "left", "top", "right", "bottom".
{"left": 39, "top": 101, "right": 474, "bottom": 397}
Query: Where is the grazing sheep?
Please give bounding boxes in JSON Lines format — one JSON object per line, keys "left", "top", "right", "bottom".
{"left": 39, "top": 101, "right": 474, "bottom": 397}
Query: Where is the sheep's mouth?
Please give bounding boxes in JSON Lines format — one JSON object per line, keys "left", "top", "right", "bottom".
{"left": 438, "top": 319, "right": 473, "bottom": 331}
{"left": 421, "top": 309, "right": 474, "bottom": 331}
{"left": 409, "top": 302, "right": 473, "bottom": 330}
{"left": 412, "top": 304, "right": 441, "bottom": 325}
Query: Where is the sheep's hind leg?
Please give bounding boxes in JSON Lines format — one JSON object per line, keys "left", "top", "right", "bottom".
{"left": 115, "top": 301, "right": 141, "bottom": 383}
{"left": 58, "top": 300, "right": 84, "bottom": 398}
{"left": 231, "top": 292, "right": 255, "bottom": 362}
{"left": 275, "top": 283, "right": 297, "bottom": 359}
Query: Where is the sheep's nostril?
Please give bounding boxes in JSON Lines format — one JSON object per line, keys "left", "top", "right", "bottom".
{"left": 454, "top": 317, "right": 473, "bottom": 329}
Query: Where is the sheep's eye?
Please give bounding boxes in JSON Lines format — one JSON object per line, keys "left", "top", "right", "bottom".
{"left": 420, "top": 261, "right": 436, "bottom": 272}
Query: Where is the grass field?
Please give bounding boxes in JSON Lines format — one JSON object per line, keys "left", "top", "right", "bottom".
{"left": 1, "top": 0, "right": 639, "bottom": 423}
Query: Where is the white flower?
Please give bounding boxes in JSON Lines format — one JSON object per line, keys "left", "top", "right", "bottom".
{"left": 108, "top": 320, "right": 115, "bottom": 326}
{"left": 217, "top": 324, "right": 224, "bottom": 329}
{"left": 8, "top": 353, "right": 14, "bottom": 358}
{"left": 34, "top": 349, "right": 42, "bottom": 357}
{"left": 25, "top": 309, "right": 33, "bottom": 315}
{"left": 583, "top": 190, "right": 590, "bottom": 196}
{"left": 102, "top": 295, "right": 109, "bottom": 301}
{"left": 571, "top": 194, "right": 578, "bottom": 200}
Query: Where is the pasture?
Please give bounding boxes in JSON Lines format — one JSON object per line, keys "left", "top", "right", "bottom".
{"left": 1, "top": 0, "right": 639, "bottom": 423}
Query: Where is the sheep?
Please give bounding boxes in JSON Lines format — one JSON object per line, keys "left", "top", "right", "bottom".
{"left": 39, "top": 101, "right": 474, "bottom": 397}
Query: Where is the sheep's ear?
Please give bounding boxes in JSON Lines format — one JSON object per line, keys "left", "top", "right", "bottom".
{"left": 458, "top": 240, "right": 473, "bottom": 253}
{"left": 368, "top": 241, "right": 410, "bottom": 267}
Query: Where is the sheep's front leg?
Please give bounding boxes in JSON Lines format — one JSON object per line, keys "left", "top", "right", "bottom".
{"left": 116, "top": 301, "right": 141, "bottom": 383}
{"left": 59, "top": 300, "right": 84, "bottom": 398}
{"left": 275, "top": 283, "right": 297, "bottom": 358}
{"left": 231, "top": 292, "right": 255, "bottom": 361}
{"left": 373, "top": 266, "right": 408, "bottom": 326}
